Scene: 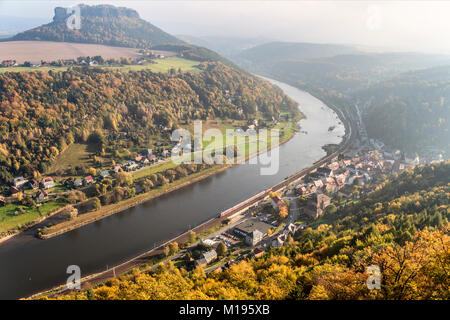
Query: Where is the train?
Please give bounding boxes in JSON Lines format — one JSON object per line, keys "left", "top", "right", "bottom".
{"left": 218, "top": 187, "right": 272, "bottom": 218}
{"left": 218, "top": 103, "right": 355, "bottom": 220}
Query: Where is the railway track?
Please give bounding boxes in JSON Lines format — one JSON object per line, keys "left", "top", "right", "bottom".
{"left": 219, "top": 102, "right": 356, "bottom": 218}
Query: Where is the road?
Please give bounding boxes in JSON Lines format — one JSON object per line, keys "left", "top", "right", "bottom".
{"left": 156, "top": 99, "right": 358, "bottom": 277}
{"left": 35, "top": 93, "right": 358, "bottom": 299}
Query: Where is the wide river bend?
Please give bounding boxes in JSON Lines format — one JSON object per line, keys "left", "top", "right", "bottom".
{"left": 0, "top": 78, "right": 345, "bottom": 299}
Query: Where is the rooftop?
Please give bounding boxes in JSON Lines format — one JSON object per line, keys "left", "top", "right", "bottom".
{"left": 235, "top": 218, "right": 272, "bottom": 236}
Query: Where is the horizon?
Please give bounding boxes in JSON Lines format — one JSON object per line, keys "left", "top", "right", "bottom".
{"left": 0, "top": 0, "right": 450, "bottom": 55}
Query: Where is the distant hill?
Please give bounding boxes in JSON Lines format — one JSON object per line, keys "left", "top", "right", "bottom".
{"left": 232, "top": 40, "right": 450, "bottom": 154}
{"left": 5, "top": 4, "right": 183, "bottom": 48}
{"left": 234, "top": 41, "right": 450, "bottom": 91}
{"left": 176, "top": 35, "right": 212, "bottom": 50}
{"left": 3, "top": 5, "right": 242, "bottom": 68}
{"left": 237, "top": 41, "right": 358, "bottom": 63}
{"left": 178, "top": 35, "right": 273, "bottom": 57}
{"left": 359, "top": 65, "right": 450, "bottom": 154}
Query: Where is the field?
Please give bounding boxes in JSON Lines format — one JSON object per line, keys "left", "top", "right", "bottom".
{"left": 0, "top": 202, "right": 62, "bottom": 233}
{"left": 103, "top": 57, "right": 201, "bottom": 73}
{"left": 0, "top": 57, "right": 201, "bottom": 74}
{"left": 0, "top": 41, "right": 200, "bottom": 74}
{"left": 0, "top": 66, "right": 68, "bottom": 73}
{"left": 132, "top": 161, "right": 179, "bottom": 180}
{"left": 0, "top": 41, "right": 144, "bottom": 63}
{"left": 47, "top": 143, "right": 92, "bottom": 174}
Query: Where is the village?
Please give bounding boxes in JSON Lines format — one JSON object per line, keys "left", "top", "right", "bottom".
{"left": 0, "top": 141, "right": 189, "bottom": 238}
{"left": 162, "top": 135, "right": 446, "bottom": 274}
{"left": 0, "top": 112, "right": 292, "bottom": 242}
{"left": 0, "top": 50, "right": 170, "bottom": 69}
{"left": 0, "top": 145, "right": 177, "bottom": 201}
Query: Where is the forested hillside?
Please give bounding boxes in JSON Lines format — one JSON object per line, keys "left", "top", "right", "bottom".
{"left": 237, "top": 47, "right": 450, "bottom": 93}
{"left": 56, "top": 161, "right": 449, "bottom": 300}
{"left": 234, "top": 41, "right": 450, "bottom": 154}
{"left": 0, "top": 62, "right": 297, "bottom": 183}
{"left": 360, "top": 66, "right": 450, "bottom": 153}
{"left": 6, "top": 4, "right": 182, "bottom": 48}
{"left": 238, "top": 42, "right": 358, "bottom": 64}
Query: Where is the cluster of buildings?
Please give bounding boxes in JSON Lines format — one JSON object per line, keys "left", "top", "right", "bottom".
{"left": 1, "top": 60, "right": 18, "bottom": 67}
{"left": 120, "top": 148, "right": 174, "bottom": 171}
{"left": 2, "top": 176, "right": 55, "bottom": 204}
{"left": 0, "top": 55, "right": 150, "bottom": 70}
{"left": 1, "top": 144, "right": 180, "bottom": 206}
{"left": 271, "top": 223, "right": 301, "bottom": 248}
{"left": 73, "top": 175, "right": 95, "bottom": 188}
{"left": 1, "top": 59, "right": 56, "bottom": 68}
{"left": 293, "top": 146, "right": 420, "bottom": 219}
{"left": 138, "top": 49, "right": 170, "bottom": 59}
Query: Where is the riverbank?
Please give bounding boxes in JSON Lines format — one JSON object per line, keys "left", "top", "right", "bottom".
{"left": 28, "top": 201, "right": 243, "bottom": 299}
{"left": 0, "top": 76, "right": 347, "bottom": 300}
{"left": 37, "top": 113, "right": 301, "bottom": 240}
{"left": 0, "top": 204, "right": 71, "bottom": 244}
{"left": 29, "top": 103, "right": 347, "bottom": 300}
{"left": 38, "top": 164, "right": 232, "bottom": 239}
{"left": 26, "top": 132, "right": 304, "bottom": 298}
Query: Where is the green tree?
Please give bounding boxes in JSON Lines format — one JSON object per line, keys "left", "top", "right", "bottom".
{"left": 92, "top": 197, "right": 101, "bottom": 211}
{"left": 216, "top": 242, "right": 227, "bottom": 257}
{"left": 169, "top": 242, "right": 179, "bottom": 255}
{"left": 188, "top": 231, "right": 196, "bottom": 244}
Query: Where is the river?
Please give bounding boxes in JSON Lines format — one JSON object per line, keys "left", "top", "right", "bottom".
{"left": 0, "top": 78, "right": 345, "bottom": 299}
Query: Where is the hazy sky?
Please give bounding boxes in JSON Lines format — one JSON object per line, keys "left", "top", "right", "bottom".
{"left": 1, "top": 0, "right": 450, "bottom": 54}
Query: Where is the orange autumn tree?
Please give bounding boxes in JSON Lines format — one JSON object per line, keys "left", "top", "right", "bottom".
{"left": 304, "top": 226, "right": 449, "bottom": 300}
{"left": 279, "top": 205, "right": 289, "bottom": 219}
{"left": 370, "top": 226, "right": 449, "bottom": 300}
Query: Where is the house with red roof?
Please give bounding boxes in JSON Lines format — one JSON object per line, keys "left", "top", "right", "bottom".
{"left": 271, "top": 196, "right": 285, "bottom": 210}
{"left": 41, "top": 177, "right": 55, "bottom": 189}
{"left": 84, "top": 176, "right": 94, "bottom": 186}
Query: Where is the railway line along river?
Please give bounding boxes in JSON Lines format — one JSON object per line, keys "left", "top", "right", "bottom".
{"left": 0, "top": 78, "right": 345, "bottom": 299}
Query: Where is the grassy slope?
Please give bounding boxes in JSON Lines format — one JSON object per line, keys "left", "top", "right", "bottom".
{"left": 0, "top": 202, "right": 63, "bottom": 233}
{"left": 47, "top": 143, "right": 92, "bottom": 173}
{"left": 0, "top": 57, "right": 201, "bottom": 74}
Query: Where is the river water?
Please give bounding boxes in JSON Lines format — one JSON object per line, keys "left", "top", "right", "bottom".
{"left": 0, "top": 78, "right": 345, "bottom": 299}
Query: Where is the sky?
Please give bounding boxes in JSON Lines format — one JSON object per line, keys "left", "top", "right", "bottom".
{"left": 1, "top": 0, "right": 450, "bottom": 54}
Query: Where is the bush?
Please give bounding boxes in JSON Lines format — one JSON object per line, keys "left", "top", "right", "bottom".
{"left": 92, "top": 197, "right": 101, "bottom": 211}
